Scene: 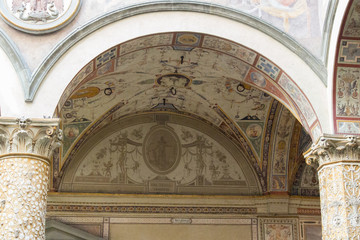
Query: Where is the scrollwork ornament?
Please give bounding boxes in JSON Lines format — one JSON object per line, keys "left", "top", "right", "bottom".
{"left": 0, "top": 117, "right": 62, "bottom": 159}
{"left": 305, "top": 135, "right": 360, "bottom": 167}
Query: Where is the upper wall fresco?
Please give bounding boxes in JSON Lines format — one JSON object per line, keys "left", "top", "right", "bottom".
{"left": 185, "top": 0, "right": 330, "bottom": 59}
{"left": 333, "top": 0, "right": 360, "bottom": 135}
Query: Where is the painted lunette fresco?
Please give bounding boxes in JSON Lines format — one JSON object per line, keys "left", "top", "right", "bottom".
{"left": 59, "top": 114, "right": 262, "bottom": 195}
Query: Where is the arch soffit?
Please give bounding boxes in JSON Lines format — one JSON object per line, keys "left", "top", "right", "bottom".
{"left": 55, "top": 32, "right": 322, "bottom": 141}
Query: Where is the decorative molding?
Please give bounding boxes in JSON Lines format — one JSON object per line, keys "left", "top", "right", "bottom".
{"left": 47, "top": 204, "right": 257, "bottom": 215}
{"left": 0, "top": 28, "right": 31, "bottom": 98}
{"left": 297, "top": 208, "right": 321, "bottom": 215}
{"left": 0, "top": 117, "right": 62, "bottom": 159}
{"left": 304, "top": 134, "right": 360, "bottom": 167}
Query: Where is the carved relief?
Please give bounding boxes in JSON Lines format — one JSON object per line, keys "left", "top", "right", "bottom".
{"left": 305, "top": 135, "right": 360, "bottom": 167}
{"left": 0, "top": 117, "right": 62, "bottom": 239}
{"left": 0, "top": 117, "right": 62, "bottom": 158}
{"left": 305, "top": 135, "right": 360, "bottom": 239}
{"left": 0, "top": 0, "right": 81, "bottom": 34}
{"left": 9, "top": 0, "right": 65, "bottom": 23}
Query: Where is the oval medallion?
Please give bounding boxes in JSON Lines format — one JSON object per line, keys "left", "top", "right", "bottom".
{"left": 143, "top": 126, "right": 181, "bottom": 175}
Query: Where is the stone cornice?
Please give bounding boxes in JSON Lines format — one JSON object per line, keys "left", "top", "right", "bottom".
{"left": 304, "top": 134, "right": 360, "bottom": 167}
{"left": 0, "top": 117, "right": 62, "bottom": 159}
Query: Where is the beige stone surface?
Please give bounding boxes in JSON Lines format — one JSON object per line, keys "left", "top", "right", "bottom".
{"left": 109, "top": 224, "right": 252, "bottom": 240}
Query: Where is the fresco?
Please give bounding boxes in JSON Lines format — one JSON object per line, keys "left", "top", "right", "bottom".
{"left": 264, "top": 223, "right": 293, "bottom": 240}
{"left": 270, "top": 106, "right": 295, "bottom": 191}
{"left": 59, "top": 114, "right": 262, "bottom": 195}
{"left": 59, "top": 35, "right": 281, "bottom": 162}
{"left": 291, "top": 162, "right": 319, "bottom": 197}
{"left": 202, "top": 35, "right": 257, "bottom": 64}
{"left": 58, "top": 33, "right": 317, "bottom": 184}
{"left": 338, "top": 40, "right": 360, "bottom": 64}
{"left": 333, "top": 1, "right": 360, "bottom": 135}
{"left": 237, "top": 121, "right": 264, "bottom": 156}
{"left": 86, "top": 0, "right": 327, "bottom": 58}
{"left": 278, "top": 73, "right": 316, "bottom": 127}
{"left": 259, "top": 218, "right": 299, "bottom": 240}
{"left": 337, "top": 120, "right": 360, "bottom": 134}
{"left": 343, "top": 0, "right": 360, "bottom": 37}
{"left": 336, "top": 67, "right": 360, "bottom": 117}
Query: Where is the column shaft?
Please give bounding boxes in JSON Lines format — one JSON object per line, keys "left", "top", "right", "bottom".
{"left": 318, "top": 162, "right": 360, "bottom": 239}
{"left": 0, "top": 117, "right": 62, "bottom": 240}
{"left": 305, "top": 135, "right": 360, "bottom": 240}
{"left": 0, "top": 155, "right": 49, "bottom": 239}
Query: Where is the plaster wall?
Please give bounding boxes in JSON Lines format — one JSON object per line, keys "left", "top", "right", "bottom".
{"left": 0, "top": 46, "right": 25, "bottom": 116}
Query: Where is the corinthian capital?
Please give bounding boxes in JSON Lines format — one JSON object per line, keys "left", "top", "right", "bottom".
{"left": 0, "top": 117, "right": 62, "bottom": 159}
{"left": 304, "top": 134, "right": 360, "bottom": 167}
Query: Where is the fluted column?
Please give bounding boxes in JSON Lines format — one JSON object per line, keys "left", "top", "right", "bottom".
{"left": 305, "top": 135, "right": 360, "bottom": 240}
{"left": 0, "top": 117, "right": 62, "bottom": 240}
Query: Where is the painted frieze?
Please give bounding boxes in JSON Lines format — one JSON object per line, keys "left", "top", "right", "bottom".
{"left": 270, "top": 107, "right": 295, "bottom": 192}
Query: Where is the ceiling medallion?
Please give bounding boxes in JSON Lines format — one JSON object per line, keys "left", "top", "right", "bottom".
{"left": 0, "top": 0, "right": 81, "bottom": 34}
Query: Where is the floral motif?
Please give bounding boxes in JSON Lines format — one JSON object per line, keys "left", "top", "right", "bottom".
{"left": 305, "top": 135, "right": 360, "bottom": 239}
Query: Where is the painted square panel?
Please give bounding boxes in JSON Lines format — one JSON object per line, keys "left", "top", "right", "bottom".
{"left": 256, "top": 57, "right": 280, "bottom": 80}
{"left": 336, "top": 67, "right": 360, "bottom": 118}
{"left": 338, "top": 40, "right": 360, "bottom": 64}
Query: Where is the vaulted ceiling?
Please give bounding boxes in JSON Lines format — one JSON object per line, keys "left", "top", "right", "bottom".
{"left": 53, "top": 32, "right": 315, "bottom": 196}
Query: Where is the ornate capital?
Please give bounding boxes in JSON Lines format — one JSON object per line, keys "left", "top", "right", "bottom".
{"left": 304, "top": 134, "right": 360, "bottom": 167}
{"left": 0, "top": 117, "right": 62, "bottom": 159}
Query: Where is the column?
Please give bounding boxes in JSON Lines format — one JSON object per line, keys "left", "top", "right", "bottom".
{"left": 0, "top": 117, "right": 62, "bottom": 240}
{"left": 305, "top": 135, "right": 360, "bottom": 240}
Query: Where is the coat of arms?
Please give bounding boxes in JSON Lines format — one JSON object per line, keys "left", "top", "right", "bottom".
{"left": 10, "top": 0, "right": 65, "bottom": 22}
